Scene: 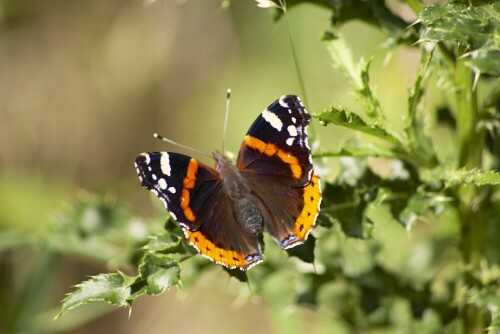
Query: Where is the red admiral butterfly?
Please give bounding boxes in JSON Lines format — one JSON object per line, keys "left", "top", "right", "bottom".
{"left": 135, "top": 95, "right": 321, "bottom": 270}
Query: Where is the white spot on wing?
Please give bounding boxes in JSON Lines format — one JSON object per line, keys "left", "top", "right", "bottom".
{"left": 140, "top": 153, "right": 151, "bottom": 165}
{"left": 158, "top": 178, "right": 167, "bottom": 190}
{"left": 262, "top": 110, "right": 283, "bottom": 131}
{"left": 297, "top": 97, "right": 304, "bottom": 107}
{"left": 160, "top": 153, "right": 171, "bottom": 176}
{"left": 292, "top": 117, "right": 296, "bottom": 123}
{"left": 286, "top": 137, "right": 294, "bottom": 146}
{"left": 287, "top": 125, "right": 298, "bottom": 137}
{"left": 168, "top": 187, "right": 176, "bottom": 194}
{"left": 279, "top": 96, "right": 288, "bottom": 107}
{"left": 304, "top": 126, "right": 311, "bottom": 150}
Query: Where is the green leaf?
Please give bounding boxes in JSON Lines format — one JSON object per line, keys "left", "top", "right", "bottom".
{"left": 317, "top": 106, "right": 402, "bottom": 146}
{"left": 419, "top": 2, "right": 500, "bottom": 75}
{"left": 405, "top": 47, "right": 439, "bottom": 168}
{"left": 222, "top": 267, "right": 248, "bottom": 282}
{"left": 323, "top": 34, "right": 384, "bottom": 121}
{"left": 144, "top": 233, "right": 182, "bottom": 252}
{"left": 398, "top": 190, "right": 449, "bottom": 230}
{"left": 58, "top": 253, "right": 180, "bottom": 317}
{"left": 137, "top": 253, "right": 181, "bottom": 296}
{"left": 57, "top": 273, "right": 135, "bottom": 318}
{"left": 420, "top": 168, "right": 500, "bottom": 187}
{"left": 286, "top": 0, "right": 418, "bottom": 45}
{"left": 314, "top": 142, "right": 399, "bottom": 159}
{"left": 286, "top": 235, "right": 316, "bottom": 264}
{"left": 419, "top": 3, "right": 500, "bottom": 48}
{"left": 464, "top": 49, "right": 500, "bottom": 75}
{"left": 46, "top": 193, "right": 151, "bottom": 264}
{"left": 467, "top": 287, "right": 500, "bottom": 334}
{"left": 144, "top": 232, "right": 194, "bottom": 260}
{"left": 320, "top": 158, "right": 380, "bottom": 238}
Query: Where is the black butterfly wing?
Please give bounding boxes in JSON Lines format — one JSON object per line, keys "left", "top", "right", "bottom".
{"left": 236, "top": 95, "right": 321, "bottom": 248}
{"left": 236, "top": 95, "right": 313, "bottom": 186}
{"left": 135, "top": 152, "right": 263, "bottom": 270}
{"left": 245, "top": 173, "right": 321, "bottom": 248}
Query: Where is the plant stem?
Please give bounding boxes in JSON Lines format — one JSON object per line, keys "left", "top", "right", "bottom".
{"left": 455, "top": 59, "right": 479, "bottom": 168}
{"left": 454, "top": 56, "right": 484, "bottom": 332}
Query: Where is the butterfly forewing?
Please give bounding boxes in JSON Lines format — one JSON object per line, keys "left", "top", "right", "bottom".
{"left": 135, "top": 152, "right": 217, "bottom": 230}
{"left": 135, "top": 152, "right": 263, "bottom": 270}
{"left": 237, "top": 95, "right": 313, "bottom": 186}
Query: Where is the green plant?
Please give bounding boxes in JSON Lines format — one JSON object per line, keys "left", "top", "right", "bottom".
{"left": 48, "top": 0, "right": 500, "bottom": 332}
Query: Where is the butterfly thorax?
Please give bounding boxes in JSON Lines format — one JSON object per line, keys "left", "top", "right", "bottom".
{"left": 213, "top": 151, "right": 263, "bottom": 235}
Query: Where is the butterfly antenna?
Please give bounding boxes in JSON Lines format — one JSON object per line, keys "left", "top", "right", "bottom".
{"left": 153, "top": 133, "right": 212, "bottom": 159}
{"left": 221, "top": 88, "right": 231, "bottom": 154}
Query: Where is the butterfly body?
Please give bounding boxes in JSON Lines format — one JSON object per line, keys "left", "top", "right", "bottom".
{"left": 214, "top": 151, "right": 263, "bottom": 235}
{"left": 135, "top": 95, "right": 321, "bottom": 270}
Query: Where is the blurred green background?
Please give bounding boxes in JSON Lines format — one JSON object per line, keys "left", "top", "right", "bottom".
{"left": 0, "top": 0, "right": 428, "bottom": 333}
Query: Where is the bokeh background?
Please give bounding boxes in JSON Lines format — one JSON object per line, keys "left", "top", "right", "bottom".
{"left": 0, "top": 0, "right": 423, "bottom": 333}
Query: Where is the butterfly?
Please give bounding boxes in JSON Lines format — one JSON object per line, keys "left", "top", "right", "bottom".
{"left": 135, "top": 95, "right": 321, "bottom": 270}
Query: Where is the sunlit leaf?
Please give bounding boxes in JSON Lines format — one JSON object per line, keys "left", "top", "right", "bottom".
{"left": 420, "top": 168, "right": 500, "bottom": 187}
{"left": 137, "top": 253, "right": 181, "bottom": 296}
{"left": 464, "top": 49, "right": 500, "bottom": 75}
{"left": 57, "top": 273, "right": 134, "bottom": 318}
{"left": 317, "top": 107, "right": 401, "bottom": 146}
{"left": 419, "top": 2, "right": 500, "bottom": 76}
{"left": 323, "top": 33, "right": 384, "bottom": 121}
{"left": 405, "top": 47, "right": 438, "bottom": 165}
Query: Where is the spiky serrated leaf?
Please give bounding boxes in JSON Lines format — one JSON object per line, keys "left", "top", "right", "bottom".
{"left": 320, "top": 158, "right": 380, "bottom": 238}
{"left": 317, "top": 107, "right": 402, "bottom": 146}
{"left": 419, "top": 2, "right": 500, "bottom": 75}
{"left": 57, "top": 273, "right": 134, "bottom": 318}
{"left": 464, "top": 49, "right": 500, "bottom": 75}
{"left": 137, "top": 253, "right": 180, "bottom": 296}
{"left": 46, "top": 193, "right": 151, "bottom": 264}
{"left": 223, "top": 267, "right": 248, "bottom": 282}
{"left": 314, "top": 143, "right": 398, "bottom": 159}
{"left": 144, "top": 233, "right": 185, "bottom": 254}
{"left": 398, "top": 190, "right": 449, "bottom": 230}
{"left": 284, "top": 0, "right": 418, "bottom": 45}
{"left": 420, "top": 168, "right": 500, "bottom": 187}
{"left": 406, "top": 47, "right": 437, "bottom": 158}
{"left": 323, "top": 34, "right": 384, "bottom": 121}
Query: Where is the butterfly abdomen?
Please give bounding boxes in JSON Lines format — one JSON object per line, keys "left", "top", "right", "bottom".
{"left": 214, "top": 152, "right": 263, "bottom": 235}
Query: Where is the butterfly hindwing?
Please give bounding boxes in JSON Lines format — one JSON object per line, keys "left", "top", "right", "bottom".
{"left": 135, "top": 152, "right": 263, "bottom": 270}
{"left": 182, "top": 182, "right": 263, "bottom": 270}
{"left": 246, "top": 173, "right": 321, "bottom": 248}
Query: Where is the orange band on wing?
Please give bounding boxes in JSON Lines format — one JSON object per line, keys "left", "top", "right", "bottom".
{"left": 184, "top": 229, "right": 262, "bottom": 270}
{"left": 292, "top": 173, "right": 321, "bottom": 240}
{"left": 182, "top": 159, "right": 198, "bottom": 189}
{"left": 180, "top": 159, "right": 199, "bottom": 222}
{"left": 244, "top": 135, "right": 302, "bottom": 179}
